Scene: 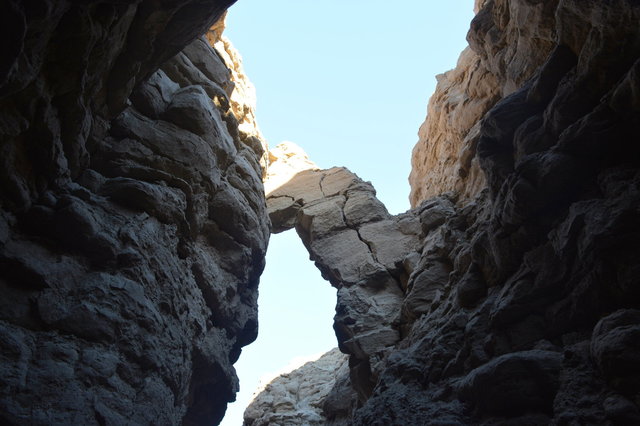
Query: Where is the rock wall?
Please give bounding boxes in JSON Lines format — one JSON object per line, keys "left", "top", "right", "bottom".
{"left": 410, "top": 0, "right": 559, "bottom": 205}
{"left": 0, "top": 1, "right": 269, "bottom": 425}
{"left": 409, "top": 46, "right": 496, "bottom": 205}
{"left": 205, "top": 13, "right": 268, "bottom": 175}
{"left": 256, "top": 0, "right": 640, "bottom": 424}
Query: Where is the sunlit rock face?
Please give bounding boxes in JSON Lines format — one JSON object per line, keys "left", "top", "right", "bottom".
{"left": 0, "top": 1, "right": 269, "bottom": 424}
{"left": 409, "top": 47, "right": 496, "bottom": 205}
{"left": 261, "top": 0, "right": 640, "bottom": 424}
{"left": 265, "top": 145, "right": 425, "bottom": 402}
{"left": 243, "top": 348, "right": 352, "bottom": 426}
{"left": 410, "top": 0, "right": 559, "bottom": 206}
{"left": 264, "top": 141, "right": 318, "bottom": 199}
{"left": 206, "top": 13, "right": 269, "bottom": 176}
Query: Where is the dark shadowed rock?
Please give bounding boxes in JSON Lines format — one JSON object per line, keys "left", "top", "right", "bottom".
{"left": 459, "top": 350, "right": 562, "bottom": 417}
{"left": 591, "top": 310, "right": 640, "bottom": 396}
{"left": 0, "top": 1, "right": 271, "bottom": 424}
{"left": 252, "top": 1, "right": 640, "bottom": 425}
{"left": 3, "top": 0, "right": 640, "bottom": 425}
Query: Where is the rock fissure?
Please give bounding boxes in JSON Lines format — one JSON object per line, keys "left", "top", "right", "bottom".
{"left": 318, "top": 172, "right": 328, "bottom": 198}
{"left": 340, "top": 191, "right": 381, "bottom": 266}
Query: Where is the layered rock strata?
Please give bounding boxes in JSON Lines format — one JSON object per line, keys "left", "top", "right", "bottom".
{"left": 0, "top": 1, "right": 269, "bottom": 424}
{"left": 256, "top": 0, "right": 640, "bottom": 424}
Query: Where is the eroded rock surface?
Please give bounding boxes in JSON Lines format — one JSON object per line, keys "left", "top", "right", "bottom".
{"left": 3, "top": 0, "right": 640, "bottom": 424}
{"left": 206, "top": 14, "right": 269, "bottom": 176}
{"left": 266, "top": 151, "right": 425, "bottom": 403}
{"left": 411, "top": 0, "right": 561, "bottom": 205}
{"left": 259, "top": 0, "right": 640, "bottom": 424}
{"left": 0, "top": 2, "right": 268, "bottom": 425}
{"left": 409, "top": 47, "right": 496, "bottom": 205}
{"left": 243, "top": 348, "right": 351, "bottom": 426}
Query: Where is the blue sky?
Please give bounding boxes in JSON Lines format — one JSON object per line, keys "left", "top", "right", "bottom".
{"left": 220, "top": 1, "right": 474, "bottom": 424}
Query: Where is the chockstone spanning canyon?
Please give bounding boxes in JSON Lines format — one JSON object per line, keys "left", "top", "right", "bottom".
{"left": 1, "top": 0, "right": 639, "bottom": 425}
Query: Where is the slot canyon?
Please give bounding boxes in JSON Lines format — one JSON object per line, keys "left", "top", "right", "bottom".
{"left": 1, "top": 0, "right": 640, "bottom": 425}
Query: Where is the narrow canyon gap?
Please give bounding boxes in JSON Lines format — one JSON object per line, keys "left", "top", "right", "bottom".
{"left": 1, "top": 1, "right": 640, "bottom": 426}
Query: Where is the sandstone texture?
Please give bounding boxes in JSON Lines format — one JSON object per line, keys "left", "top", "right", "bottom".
{"left": 258, "top": 0, "right": 640, "bottom": 424}
{"left": 243, "top": 348, "right": 350, "bottom": 426}
{"left": 409, "top": 46, "right": 495, "bottom": 205}
{"left": 411, "top": 0, "right": 559, "bottom": 205}
{"left": 206, "top": 14, "right": 268, "bottom": 176}
{"left": 0, "top": 1, "right": 269, "bottom": 425}
{"left": 264, "top": 141, "right": 318, "bottom": 199}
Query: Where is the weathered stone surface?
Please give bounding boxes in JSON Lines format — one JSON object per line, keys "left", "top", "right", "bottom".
{"left": 257, "top": 1, "right": 640, "bottom": 425}
{"left": 266, "top": 146, "right": 426, "bottom": 403}
{"left": 206, "top": 15, "right": 269, "bottom": 175}
{"left": 351, "top": 1, "right": 640, "bottom": 424}
{"left": 409, "top": 47, "right": 496, "bottom": 205}
{"left": 410, "top": 0, "right": 564, "bottom": 206}
{"left": 459, "top": 350, "right": 563, "bottom": 417}
{"left": 591, "top": 310, "right": 640, "bottom": 396}
{"left": 243, "top": 348, "right": 351, "bottom": 426}
{"left": 4, "top": 0, "right": 640, "bottom": 424}
{"left": 265, "top": 142, "right": 318, "bottom": 196}
{"left": 0, "top": 2, "right": 269, "bottom": 425}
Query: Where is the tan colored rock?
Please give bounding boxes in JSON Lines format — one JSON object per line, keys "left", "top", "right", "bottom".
{"left": 409, "top": 47, "right": 498, "bottom": 207}
{"left": 264, "top": 141, "right": 318, "bottom": 196}
{"left": 243, "top": 348, "right": 350, "bottom": 426}
{"left": 409, "top": 0, "right": 559, "bottom": 207}
{"left": 206, "top": 15, "right": 269, "bottom": 174}
{"left": 265, "top": 146, "right": 425, "bottom": 403}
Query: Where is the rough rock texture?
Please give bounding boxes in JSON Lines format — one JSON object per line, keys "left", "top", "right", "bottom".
{"left": 3, "top": 0, "right": 640, "bottom": 424}
{"left": 409, "top": 46, "right": 496, "bottom": 205}
{"left": 243, "top": 348, "right": 350, "bottom": 426}
{"left": 0, "top": 1, "right": 269, "bottom": 425}
{"left": 266, "top": 154, "right": 423, "bottom": 404}
{"left": 206, "top": 14, "right": 268, "bottom": 176}
{"left": 264, "top": 141, "right": 318, "bottom": 199}
{"left": 410, "top": 0, "right": 559, "bottom": 206}
{"left": 260, "top": 0, "right": 640, "bottom": 424}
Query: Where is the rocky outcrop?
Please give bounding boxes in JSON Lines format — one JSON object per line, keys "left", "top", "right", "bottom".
{"left": 0, "top": 1, "right": 269, "bottom": 425}
{"left": 409, "top": 46, "right": 496, "bottom": 205}
{"left": 264, "top": 141, "right": 318, "bottom": 199}
{"left": 266, "top": 148, "right": 423, "bottom": 403}
{"left": 205, "top": 14, "right": 268, "bottom": 176}
{"left": 410, "top": 0, "right": 560, "bottom": 205}
{"left": 258, "top": 0, "right": 640, "bottom": 424}
{"left": 243, "top": 348, "right": 351, "bottom": 426}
